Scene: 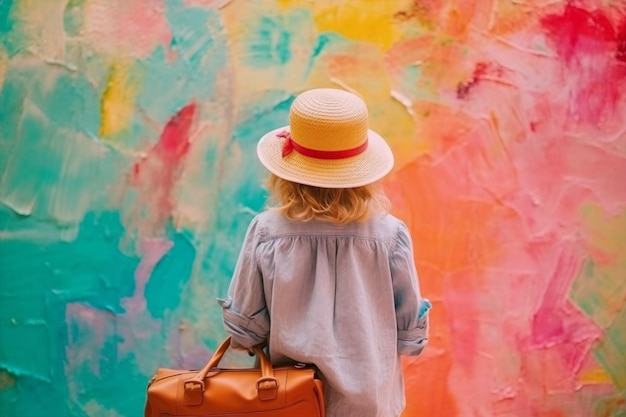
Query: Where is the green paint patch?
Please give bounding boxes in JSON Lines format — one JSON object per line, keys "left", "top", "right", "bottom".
{"left": 63, "top": 0, "right": 86, "bottom": 37}
{"left": 593, "top": 304, "right": 626, "bottom": 392}
{"left": 0, "top": 369, "right": 16, "bottom": 390}
{"left": 570, "top": 204, "right": 626, "bottom": 328}
{"left": 592, "top": 395, "right": 626, "bottom": 417}
{"left": 570, "top": 260, "right": 626, "bottom": 329}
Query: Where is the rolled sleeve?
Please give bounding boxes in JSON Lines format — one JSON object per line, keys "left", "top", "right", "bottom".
{"left": 217, "top": 217, "right": 270, "bottom": 348}
{"left": 391, "top": 223, "right": 431, "bottom": 356}
{"left": 218, "top": 297, "right": 269, "bottom": 347}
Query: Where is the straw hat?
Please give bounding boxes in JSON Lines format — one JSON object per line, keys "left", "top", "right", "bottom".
{"left": 256, "top": 88, "right": 394, "bottom": 188}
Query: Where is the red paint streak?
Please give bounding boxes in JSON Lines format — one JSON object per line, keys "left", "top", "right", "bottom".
{"left": 541, "top": 3, "right": 626, "bottom": 65}
{"left": 130, "top": 103, "right": 197, "bottom": 229}
{"left": 617, "top": 19, "right": 626, "bottom": 62}
{"left": 540, "top": 4, "right": 626, "bottom": 123}
{"left": 541, "top": 4, "right": 617, "bottom": 62}
{"left": 456, "top": 62, "right": 489, "bottom": 99}
{"left": 133, "top": 103, "right": 196, "bottom": 181}
{"left": 156, "top": 103, "right": 196, "bottom": 161}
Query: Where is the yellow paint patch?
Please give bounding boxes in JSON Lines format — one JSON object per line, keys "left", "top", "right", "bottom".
{"left": 0, "top": 46, "right": 7, "bottom": 91}
{"left": 578, "top": 367, "right": 614, "bottom": 385}
{"left": 100, "top": 61, "right": 139, "bottom": 138}
{"left": 581, "top": 204, "right": 626, "bottom": 260}
{"left": 278, "top": 0, "right": 412, "bottom": 50}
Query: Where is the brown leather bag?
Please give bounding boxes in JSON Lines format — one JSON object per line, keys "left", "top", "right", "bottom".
{"left": 145, "top": 336, "right": 325, "bottom": 417}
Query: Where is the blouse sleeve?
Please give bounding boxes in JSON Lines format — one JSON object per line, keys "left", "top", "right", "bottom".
{"left": 390, "top": 222, "right": 431, "bottom": 356}
{"left": 217, "top": 216, "right": 270, "bottom": 348}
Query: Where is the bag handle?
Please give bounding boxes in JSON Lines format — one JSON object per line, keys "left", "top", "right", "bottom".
{"left": 183, "top": 336, "right": 278, "bottom": 406}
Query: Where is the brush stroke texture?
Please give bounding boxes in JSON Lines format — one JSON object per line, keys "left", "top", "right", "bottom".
{"left": 1, "top": 1, "right": 625, "bottom": 416}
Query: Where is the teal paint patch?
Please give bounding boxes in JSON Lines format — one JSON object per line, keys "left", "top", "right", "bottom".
{"left": 145, "top": 232, "right": 196, "bottom": 319}
{"left": 0, "top": 73, "right": 25, "bottom": 177}
{"left": 0, "top": 209, "right": 139, "bottom": 384}
{"left": 35, "top": 72, "right": 100, "bottom": 134}
{"left": 137, "top": 4, "right": 228, "bottom": 123}
{"left": 63, "top": 0, "right": 85, "bottom": 37}
{"left": 69, "top": 346, "right": 148, "bottom": 417}
{"left": 312, "top": 33, "right": 332, "bottom": 58}
{"left": 0, "top": 0, "right": 18, "bottom": 56}
{"left": 248, "top": 16, "right": 292, "bottom": 66}
{"left": 193, "top": 91, "right": 290, "bottom": 290}
{"left": 0, "top": 374, "right": 75, "bottom": 417}
{"left": 0, "top": 0, "right": 15, "bottom": 34}
{"left": 0, "top": 63, "right": 112, "bottom": 220}
{"left": 399, "top": 63, "right": 432, "bottom": 100}
{"left": 228, "top": 90, "right": 291, "bottom": 215}
{"left": 244, "top": 8, "right": 313, "bottom": 68}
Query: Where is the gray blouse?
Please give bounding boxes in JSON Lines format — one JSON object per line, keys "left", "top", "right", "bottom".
{"left": 218, "top": 210, "right": 430, "bottom": 417}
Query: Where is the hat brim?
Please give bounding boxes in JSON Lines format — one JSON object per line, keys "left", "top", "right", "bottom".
{"left": 257, "top": 126, "right": 394, "bottom": 188}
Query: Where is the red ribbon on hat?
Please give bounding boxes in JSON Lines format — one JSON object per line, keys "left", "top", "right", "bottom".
{"left": 278, "top": 131, "right": 368, "bottom": 159}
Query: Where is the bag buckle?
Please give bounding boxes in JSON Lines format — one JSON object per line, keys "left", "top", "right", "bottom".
{"left": 184, "top": 380, "right": 205, "bottom": 406}
{"left": 256, "top": 376, "right": 278, "bottom": 401}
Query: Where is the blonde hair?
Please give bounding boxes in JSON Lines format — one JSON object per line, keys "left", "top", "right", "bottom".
{"left": 266, "top": 173, "right": 391, "bottom": 224}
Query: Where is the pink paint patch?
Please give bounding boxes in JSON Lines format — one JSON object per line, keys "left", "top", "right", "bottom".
{"left": 65, "top": 303, "right": 112, "bottom": 375}
{"left": 115, "top": 238, "right": 173, "bottom": 354}
{"left": 84, "top": 0, "right": 172, "bottom": 58}
{"left": 520, "top": 243, "right": 602, "bottom": 382}
{"left": 617, "top": 19, "right": 626, "bottom": 62}
{"left": 184, "top": 0, "right": 231, "bottom": 8}
{"left": 124, "top": 238, "right": 173, "bottom": 316}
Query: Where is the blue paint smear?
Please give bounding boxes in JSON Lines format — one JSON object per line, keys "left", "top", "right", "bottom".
{"left": 145, "top": 231, "right": 196, "bottom": 319}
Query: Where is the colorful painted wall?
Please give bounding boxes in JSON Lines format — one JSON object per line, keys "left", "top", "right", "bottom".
{"left": 1, "top": 0, "right": 625, "bottom": 416}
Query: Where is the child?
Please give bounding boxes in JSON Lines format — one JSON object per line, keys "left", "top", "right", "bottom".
{"left": 218, "top": 88, "right": 430, "bottom": 417}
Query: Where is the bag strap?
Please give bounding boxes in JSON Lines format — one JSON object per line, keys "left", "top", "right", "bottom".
{"left": 184, "top": 336, "right": 278, "bottom": 406}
